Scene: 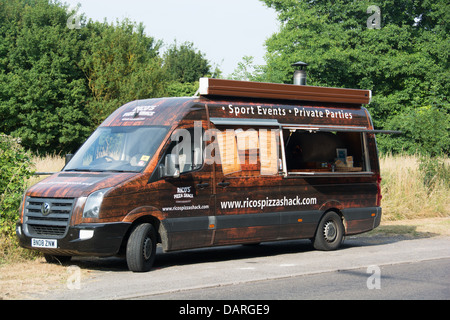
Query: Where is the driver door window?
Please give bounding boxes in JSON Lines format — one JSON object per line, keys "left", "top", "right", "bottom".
{"left": 163, "top": 126, "right": 205, "bottom": 176}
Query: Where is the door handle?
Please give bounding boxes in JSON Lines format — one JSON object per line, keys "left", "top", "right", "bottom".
{"left": 197, "top": 183, "right": 210, "bottom": 189}
{"left": 218, "top": 182, "right": 230, "bottom": 188}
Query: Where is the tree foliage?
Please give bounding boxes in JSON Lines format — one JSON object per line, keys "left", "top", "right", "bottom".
{"left": 79, "top": 19, "right": 166, "bottom": 127}
{"left": 260, "top": 0, "right": 449, "bottom": 155}
{"left": 0, "top": 0, "right": 218, "bottom": 153}
{"left": 163, "top": 41, "right": 212, "bottom": 83}
{"left": 230, "top": 56, "right": 265, "bottom": 82}
{"left": 163, "top": 41, "right": 220, "bottom": 97}
{"left": 0, "top": 0, "right": 91, "bottom": 154}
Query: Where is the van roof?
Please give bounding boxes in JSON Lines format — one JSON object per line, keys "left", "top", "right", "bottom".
{"left": 100, "top": 78, "right": 373, "bottom": 129}
{"left": 199, "top": 78, "right": 372, "bottom": 105}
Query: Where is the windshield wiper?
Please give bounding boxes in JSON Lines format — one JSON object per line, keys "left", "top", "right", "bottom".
{"left": 65, "top": 168, "right": 136, "bottom": 173}
{"left": 65, "top": 169, "right": 113, "bottom": 173}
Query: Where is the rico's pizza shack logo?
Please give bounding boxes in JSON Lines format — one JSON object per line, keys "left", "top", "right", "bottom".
{"left": 174, "top": 186, "right": 194, "bottom": 202}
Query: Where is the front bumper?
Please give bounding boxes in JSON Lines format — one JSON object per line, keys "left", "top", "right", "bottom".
{"left": 16, "top": 222, "right": 131, "bottom": 257}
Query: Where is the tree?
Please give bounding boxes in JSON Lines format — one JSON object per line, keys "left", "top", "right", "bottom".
{"left": 378, "top": 106, "right": 450, "bottom": 156}
{"left": 0, "top": 1, "right": 171, "bottom": 152}
{"left": 259, "top": 0, "right": 449, "bottom": 155}
{"left": 163, "top": 41, "right": 216, "bottom": 83}
{"left": 229, "top": 56, "right": 265, "bottom": 82}
{"left": 79, "top": 19, "right": 166, "bottom": 127}
{"left": 162, "top": 41, "right": 221, "bottom": 97}
{"left": 0, "top": 0, "right": 92, "bottom": 154}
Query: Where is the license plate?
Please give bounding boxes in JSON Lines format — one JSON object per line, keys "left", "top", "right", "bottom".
{"left": 32, "top": 238, "right": 57, "bottom": 249}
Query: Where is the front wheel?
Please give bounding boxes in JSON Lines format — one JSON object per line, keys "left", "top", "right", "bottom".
{"left": 126, "top": 223, "right": 157, "bottom": 272}
{"left": 313, "top": 211, "right": 344, "bottom": 251}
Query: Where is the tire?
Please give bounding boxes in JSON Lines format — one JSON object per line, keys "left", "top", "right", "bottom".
{"left": 313, "top": 211, "right": 344, "bottom": 251}
{"left": 126, "top": 223, "right": 157, "bottom": 272}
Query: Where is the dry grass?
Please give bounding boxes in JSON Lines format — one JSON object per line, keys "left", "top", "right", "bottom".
{"left": 27, "top": 154, "right": 65, "bottom": 186}
{"left": 378, "top": 217, "right": 450, "bottom": 237}
{"left": 380, "top": 154, "right": 450, "bottom": 221}
{"left": 32, "top": 153, "right": 65, "bottom": 173}
{"left": 0, "top": 258, "right": 68, "bottom": 300}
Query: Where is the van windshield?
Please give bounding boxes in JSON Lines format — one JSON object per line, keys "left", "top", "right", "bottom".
{"left": 64, "top": 126, "right": 169, "bottom": 173}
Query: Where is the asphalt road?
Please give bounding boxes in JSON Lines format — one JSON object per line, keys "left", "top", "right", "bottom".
{"left": 139, "top": 258, "right": 450, "bottom": 300}
{"left": 39, "top": 235, "right": 450, "bottom": 300}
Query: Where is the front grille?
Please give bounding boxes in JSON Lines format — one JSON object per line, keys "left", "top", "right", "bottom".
{"left": 24, "top": 197, "right": 75, "bottom": 238}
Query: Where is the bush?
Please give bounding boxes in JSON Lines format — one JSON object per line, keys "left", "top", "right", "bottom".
{"left": 419, "top": 156, "right": 450, "bottom": 190}
{"left": 377, "top": 106, "right": 450, "bottom": 156}
{"left": 0, "top": 134, "right": 34, "bottom": 238}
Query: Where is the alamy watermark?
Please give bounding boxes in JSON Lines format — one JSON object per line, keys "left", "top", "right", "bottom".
{"left": 366, "top": 265, "right": 381, "bottom": 289}
{"left": 367, "top": 5, "right": 381, "bottom": 29}
{"left": 66, "top": 7, "right": 82, "bottom": 30}
{"left": 66, "top": 265, "right": 81, "bottom": 290}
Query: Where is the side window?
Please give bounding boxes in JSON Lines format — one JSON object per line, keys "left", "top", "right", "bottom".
{"left": 284, "top": 130, "right": 368, "bottom": 173}
{"left": 166, "top": 127, "right": 204, "bottom": 174}
{"left": 214, "top": 126, "right": 281, "bottom": 177}
{"left": 163, "top": 126, "right": 205, "bottom": 176}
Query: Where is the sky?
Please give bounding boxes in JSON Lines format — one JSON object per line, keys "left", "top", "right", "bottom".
{"left": 63, "top": 0, "right": 280, "bottom": 76}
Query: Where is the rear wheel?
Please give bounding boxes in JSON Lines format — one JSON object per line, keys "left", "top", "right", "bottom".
{"left": 126, "top": 223, "right": 157, "bottom": 272}
{"left": 313, "top": 211, "right": 344, "bottom": 251}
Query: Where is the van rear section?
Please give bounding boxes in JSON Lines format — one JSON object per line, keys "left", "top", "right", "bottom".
{"left": 17, "top": 77, "right": 393, "bottom": 272}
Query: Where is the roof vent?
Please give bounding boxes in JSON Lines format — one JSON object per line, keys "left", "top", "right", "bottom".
{"left": 292, "top": 61, "right": 308, "bottom": 85}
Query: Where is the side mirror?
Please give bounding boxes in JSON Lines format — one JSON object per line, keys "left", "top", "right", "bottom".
{"left": 164, "top": 154, "right": 180, "bottom": 178}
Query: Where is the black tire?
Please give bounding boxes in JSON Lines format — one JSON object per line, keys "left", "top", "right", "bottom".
{"left": 44, "top": 254, "right": 72, "bottom": 265}
{"left": 313, "top": 211, "right": 344, "bottom": 251}
{"left": 126, "top": 223, "right": 157, "bottom": 272}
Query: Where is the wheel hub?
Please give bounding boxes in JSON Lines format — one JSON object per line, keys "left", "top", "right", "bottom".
{"left": 143, "top": 237, "right": 153, "bottom": 260}
{"left": 323, "top": 221, "right": 337, "bottom": 242}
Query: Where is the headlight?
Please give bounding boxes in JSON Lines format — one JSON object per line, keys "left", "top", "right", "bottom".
{"left": 83, "top": 188, "right": 111, "bottom": 218}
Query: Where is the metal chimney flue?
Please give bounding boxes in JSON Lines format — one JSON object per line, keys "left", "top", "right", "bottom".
{"left": 292, "top": 61, "right": 308, "bottom": 85}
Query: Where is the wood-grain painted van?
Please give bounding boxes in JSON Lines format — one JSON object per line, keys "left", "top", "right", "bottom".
{"left": 17, "top": 77, "right": 391, "bottom": 272}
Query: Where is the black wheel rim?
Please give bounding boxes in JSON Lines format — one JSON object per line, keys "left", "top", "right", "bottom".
{"left": 143, "top": 237, "right": 153, "bottom": 261}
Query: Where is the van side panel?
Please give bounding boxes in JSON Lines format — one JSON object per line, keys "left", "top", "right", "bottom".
{"left": 207, "top": 99, "right": 371, "bottom": 128}
{"left": 213, "top": 175, "right": 282, "bottom": 245}
{"left": 207, "top": 99, "right": 381, "bottom": 245}
{"left": 152, "top": 104, "right": 216, "bottom": 251}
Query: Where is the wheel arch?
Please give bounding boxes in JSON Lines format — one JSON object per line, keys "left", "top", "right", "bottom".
{"left": 318, "top": 201, "right": 347, "bottom": 234}
{"left": 119, "top": 207, "right": 168, "bottom": 254}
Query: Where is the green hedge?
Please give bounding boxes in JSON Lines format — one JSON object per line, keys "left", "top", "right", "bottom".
{"left": 0, "top": 134, "right": 34, "bottom": 238}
